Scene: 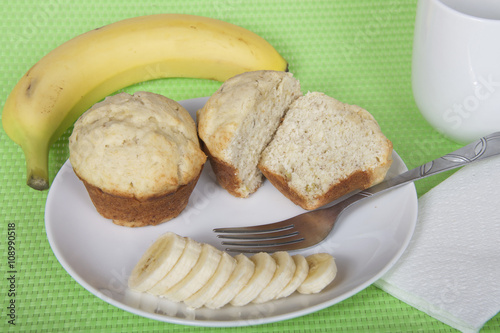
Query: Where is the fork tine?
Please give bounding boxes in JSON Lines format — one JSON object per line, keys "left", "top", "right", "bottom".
{"left": 222, "top": 238, "right": 306, "bottom": 253}
{"left": 221, "top": 237, "right": 304, "bottom": 247}
{"left": 216, "top": 229, "right": 299, "bottom": 241}
{"left": 220, "top": 233, "right": 305, "bottom": 253}
{"left": 214, "top": 218, "right": 306, "bottom": 252}
{"left": 214, "top": 207, "right": 342, "bottom": 252}
{"left": 213, "top": 219, "right": 295, "bottom": 234}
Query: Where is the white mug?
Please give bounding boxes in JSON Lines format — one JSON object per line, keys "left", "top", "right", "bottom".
{"left": 412, "top": 0, "right": 500, "bottom": 143}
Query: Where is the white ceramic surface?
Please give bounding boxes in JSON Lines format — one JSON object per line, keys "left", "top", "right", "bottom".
{"left": 45, "top": 97, "right": 418, "bottom": 327}
{"left": 412, "top": 0, "right": 500, "bottom": 143}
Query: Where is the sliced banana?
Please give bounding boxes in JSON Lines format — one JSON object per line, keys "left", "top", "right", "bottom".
{"left": 128, "top": 232, "right": 186, "bottom": 292}
{"left": 184, "top": 251, "right": 237, "bottom": 309}
{"left": 148, "top": 237, "right": 202, "bottom": 295}
{"left": 297, "top": 253, "right": 337, "bottom": 294}
{"left": 204, "top": 254, "right": 255, "bottom": 309}
{"left": 275, "top": 254, "right": 309, "bottom": 299}
{"left": 163, "top": 243, "right": 222, "bottom": 302}
{"left": 129, "top": 232, "right": 338, "bottom": 308}
{"left": 252, "top": 251, "right": 295, "bottom": 304}
{"left": 230, "top": 252, "right": 276, "bottom": 306}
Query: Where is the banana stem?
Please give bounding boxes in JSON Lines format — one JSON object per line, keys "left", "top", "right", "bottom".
{"left": 22, "top": 140, "right": 50, "bottom": 191}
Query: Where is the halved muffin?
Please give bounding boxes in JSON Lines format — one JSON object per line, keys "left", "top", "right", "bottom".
{"left": 197, "top": 70, "right": 302, "bottom": 197}
{"left": 258, "top": 92, "right": 393, "bottom": 210}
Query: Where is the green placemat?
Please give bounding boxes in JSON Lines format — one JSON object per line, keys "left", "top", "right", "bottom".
{"left": 1, "top": 0, "right": 498, "bottom": 332}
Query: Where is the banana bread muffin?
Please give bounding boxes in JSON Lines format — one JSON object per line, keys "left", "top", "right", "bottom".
{"left": 197, "top": 70, "right": 302, "bottom": 198}
{"left": 258, "top": 92, "right": 393, "bottom": 210}
{"left": 69, "top": 91, "right": 206, "bottom": 227}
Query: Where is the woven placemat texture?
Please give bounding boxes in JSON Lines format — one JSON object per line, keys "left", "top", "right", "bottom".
{"left": 1, "top": 0, "right": 498, "bottom": 332}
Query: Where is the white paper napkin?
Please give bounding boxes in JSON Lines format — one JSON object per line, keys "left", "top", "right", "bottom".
{"left": 375, "top": 155, "right": 500, "bottom": 333}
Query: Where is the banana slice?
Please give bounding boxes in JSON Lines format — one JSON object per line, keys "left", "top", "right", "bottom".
{"left": 129, "top": 232, "right": 339, "bottom": 307}
{"left": 148, "top": 237, "right": 202, "bottom": 295}
{"left": 204, "top": 254, "right": 255, "bottom": 309}
{"left": 163, "top": 243, "right": 222, "bottom": 302}
{"left": 252, "top": 251, "right": 295, "bottom": 304}
{"left": 128, "top": 232, "right": 186, "bottom": 292}
{"left": 275, "top": 254, "right": 309, "bottom": 299}
{"left": 230, "top": 252, "right": 276, "bottom": 306}
{"left": 297, "top": 253, "right": 337, "bottom": 294}
{"left": 184, "top": 251, "right": 237, "bottom": 309}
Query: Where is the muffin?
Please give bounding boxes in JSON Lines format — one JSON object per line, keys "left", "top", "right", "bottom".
{"left": 197, "top": 70, "right": 302, "bottom": 198}
{"left": 258, "top": 92, "right": 393, "bottom": 210}
{"left": 69, "top": 91, "right": 206, "bottom": 227}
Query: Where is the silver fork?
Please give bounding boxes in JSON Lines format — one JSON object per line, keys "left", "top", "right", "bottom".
{"left": 214, "top": 132, "right": 500, "bottom": 253}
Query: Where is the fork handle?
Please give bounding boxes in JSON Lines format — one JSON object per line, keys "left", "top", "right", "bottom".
{"left": 337, "top": 131, "right": 500, "bottom": 208}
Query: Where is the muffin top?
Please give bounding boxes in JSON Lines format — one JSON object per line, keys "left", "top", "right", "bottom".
{"left": 69, "top": 91, "right": 206, "bottom": 199}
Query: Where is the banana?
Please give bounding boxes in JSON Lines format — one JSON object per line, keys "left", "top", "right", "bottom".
{"left": 162, "top": 243, "right": 222, "bottom": 303}
{"left": 252, "top": 251, "right": 295, "bottom": 304}
{"left": 204, "top": 254, "right": 255, "bottom": 309}
{"left": 128, "top": 232, "right": 338, "bottom": 308}
{"left": 297, "top": 253, "right": 337, "bottom": 294}
{"left": 1, "top": 14, "right": 288, "bottom": 190}
{"left": 230, "top": 252, "right": 276, "bottom": 307}
{"left": 148, "top": 237, "right": 202, "bottom": 296}
{"left": 128, "top": 232, "right": 186, "bottom": 292}
{"left": 184, "top": 251, "right": 237, "bottom": 309}
{"left": 274, "top": 254, "right": 309, "bottom": 299}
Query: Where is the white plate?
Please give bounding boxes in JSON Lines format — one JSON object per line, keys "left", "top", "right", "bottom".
{"left": 45, "top": 97, "right": 418, "bottom": 327}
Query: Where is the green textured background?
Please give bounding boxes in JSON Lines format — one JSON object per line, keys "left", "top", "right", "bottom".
{"left": 1, "top": 0, "right": 498, "bottom": 332}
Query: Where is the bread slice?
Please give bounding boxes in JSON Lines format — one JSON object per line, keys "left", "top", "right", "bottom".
{"left": 197, "top": 70, "right": 302, "bottom": 197}
{"left": 258, "top": 92, "right": 393, "bottom": 210}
